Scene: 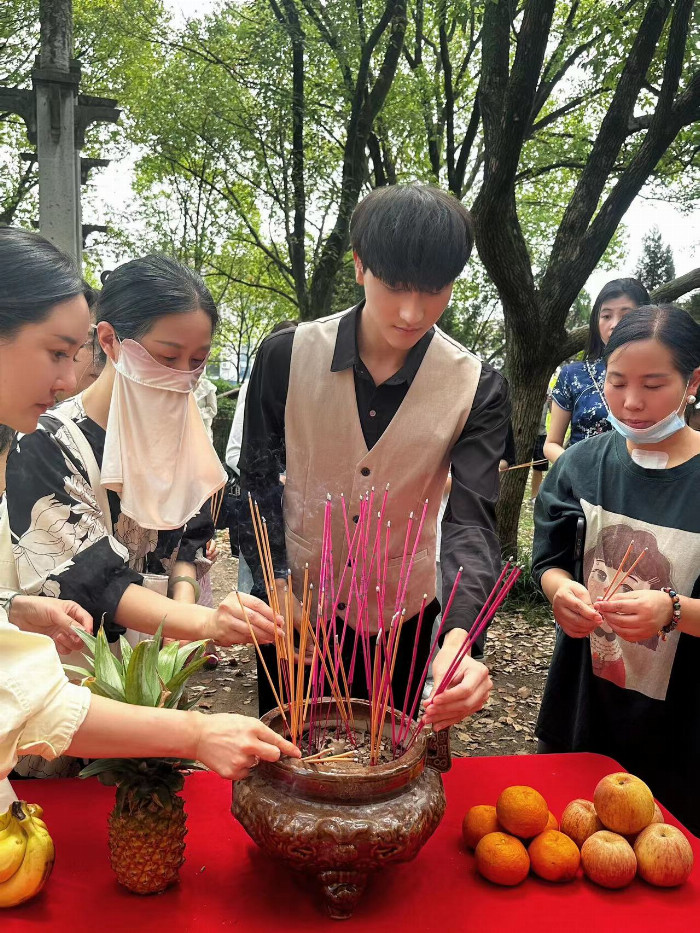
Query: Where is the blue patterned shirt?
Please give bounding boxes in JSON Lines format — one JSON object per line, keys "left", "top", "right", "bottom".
{"left": 551, "top": 358, "right": 611, "bottom": 445}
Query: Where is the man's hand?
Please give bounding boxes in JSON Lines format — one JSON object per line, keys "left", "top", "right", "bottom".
{"left": 10, "top": 595, "right": 93, "bottom": 655}
{"left": 423, "top": 629, "right": 492, "bottom": 731}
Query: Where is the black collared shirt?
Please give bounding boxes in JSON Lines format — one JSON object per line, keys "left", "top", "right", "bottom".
{"left": 239, "top": 302, "right": 511, "bottom": 633}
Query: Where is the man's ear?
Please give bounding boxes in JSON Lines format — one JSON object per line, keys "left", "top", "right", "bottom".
{"left": 96, "top": 321, "right": 119, "bottom": 363}
{"left": 353, "top": 251, "right": 365, "bottom": 286}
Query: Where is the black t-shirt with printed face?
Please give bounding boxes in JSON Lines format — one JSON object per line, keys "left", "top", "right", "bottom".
{"left": 532, "top": 430, "right": 700, "bottom": 833}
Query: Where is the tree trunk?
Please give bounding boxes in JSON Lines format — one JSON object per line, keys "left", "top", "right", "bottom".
{"left": 495, "top": 319, "right": 555, "bottom": 556}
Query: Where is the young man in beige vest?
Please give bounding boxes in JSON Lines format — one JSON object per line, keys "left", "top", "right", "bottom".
{"left": 240, "top": 184, "right": 510, "bottom": 731}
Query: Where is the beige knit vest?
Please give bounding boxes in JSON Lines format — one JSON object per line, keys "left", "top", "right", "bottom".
{"left": 284, "top": 310, "right": 482, "bottom": 632}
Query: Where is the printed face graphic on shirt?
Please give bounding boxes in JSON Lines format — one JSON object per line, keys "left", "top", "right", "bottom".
{"left": 581, "top": 504, "right": 700, "bottom": 701}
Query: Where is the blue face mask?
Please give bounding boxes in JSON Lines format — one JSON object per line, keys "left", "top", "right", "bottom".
{"left": 606, "top": 384, "right": 689, "bottom": 444}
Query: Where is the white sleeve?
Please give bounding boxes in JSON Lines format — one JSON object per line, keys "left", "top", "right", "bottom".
{"left": 0, "top": 617, "right": 91, "bottom": 780}
{"left": 225, "top": 380, "right": 249, "bottom": 474}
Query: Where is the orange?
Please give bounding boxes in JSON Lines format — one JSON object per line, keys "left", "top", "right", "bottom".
{"left": 462, "top": 805, "right": 502, "bottom": 850}
{"left": 545, "top": 811, "right": 559, "bottom": 832}
{"left": 475, "top": 832, "right": 530, "bottom": 886}
{"left": 496, "top": 785, "right": 550, "bottom": 839}
{"left": 529, "top": 830, "right": 581, "bottom": 882}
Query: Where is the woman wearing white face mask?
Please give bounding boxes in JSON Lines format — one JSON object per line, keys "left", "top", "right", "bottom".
{"left": 5, "top": 253, "right": 283, "bottom": 658}
{"left": 0, "top": 228, "right": 299, "bottom": 807}
{"left": 532, "top": 305, "right": 700, "bottom": 834}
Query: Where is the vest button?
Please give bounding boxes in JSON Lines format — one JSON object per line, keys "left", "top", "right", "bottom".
{"left": 361, "top": 467, "right": 370, "bottom": 476}
{"left": 337, "top": 602, "right": 346, "bottom": 611}
{"left": 352, "top": 515, "right": 359, "bottom": 523}
{"left": 369, "top": 409, "right": 376, "bottom": 417}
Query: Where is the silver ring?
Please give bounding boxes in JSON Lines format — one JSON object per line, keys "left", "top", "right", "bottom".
{"left": 252, "top": 755, "right": 260, "bottom": 768}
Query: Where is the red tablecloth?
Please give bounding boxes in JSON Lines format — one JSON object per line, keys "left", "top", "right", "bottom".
{"left": 2, "top": 753, "right": 698, "bottom": 932}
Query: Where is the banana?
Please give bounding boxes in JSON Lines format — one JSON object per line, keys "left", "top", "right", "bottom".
{"left": 0, "top": 816, "right": 26, "bottom": 883}
{"left": 0, "top": 803, "right": 54, "bottom": 908}
{"left": 0, "top": 810, "right": 11, "bottom": 832}
{"left": 26, "top": 804, "right": 43, "bottom": 820}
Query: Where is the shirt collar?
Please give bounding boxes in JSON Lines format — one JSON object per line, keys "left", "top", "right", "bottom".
{"left": 330, "top": 300, "right": 435, "bottom": 386}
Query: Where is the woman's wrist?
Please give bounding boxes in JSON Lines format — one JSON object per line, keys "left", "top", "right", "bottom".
{"left": 676, "top": 596, "right": 700, "bottom": 638}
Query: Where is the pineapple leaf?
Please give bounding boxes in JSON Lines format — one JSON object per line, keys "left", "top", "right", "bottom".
{"left": 93, "top": 627, "right": 126, "bottom": 698}
{"left": 62, "top": 664, "right": 93, "bottom": 680}
{"left": 71, "top": 625, "right": 97, "bottom": 654}
{"left": 124, "top": 639, "right": 161, "bottom": 706}
{"left": 156, "top": 640, "right": 181, "bottom": 684}
{"left": 118, "top": 636, "right": 132, "bottom": 672}
{"left": 164, "top": 654, "right": 211, "bottom": 708}
{"left": 82, "top": 676, "right": 126, "bottom": 702}
{"left": 79, "top": 758, "right": 118, "bottom": 780}
{"left": 175, "top": 640, "right": 208, "bottom": 670}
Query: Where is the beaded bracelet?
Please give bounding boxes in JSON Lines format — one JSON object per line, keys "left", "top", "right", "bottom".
{"left": 659, "top": 587, "right": 681, "bottom": 641}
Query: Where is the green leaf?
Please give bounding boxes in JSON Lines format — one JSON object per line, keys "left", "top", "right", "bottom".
{"left": 79, "top": 758, "right": 117, "bottom": 779}
{"left": 93, "top": 627, "right": 126, "bottom": 698}
{"left": 62, "top": 664, "right": 93, "bottom": 681}
{"left": 119, "top": 636, "right": 132, "bottom": 673}
{"left": 82, "top": 677, "right": 125, "bottom": 703}
{"left": 71, "top": 626, "right": 97, "bottom": 658}
{"left": 156, "top": 639, "right": 181, "bottom": 684}
{"left": 174, "top": 640, "right": 208, "bottom": 671}
{"left": 124, "top": 639, "right": 160, "bottom": 707}
{"left": 164, "top": 654, "right": 211, "bottom": 708}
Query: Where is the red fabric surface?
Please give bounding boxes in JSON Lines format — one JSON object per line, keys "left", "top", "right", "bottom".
{"left": 2, "top": 753, "right": 697, "bottom": 932}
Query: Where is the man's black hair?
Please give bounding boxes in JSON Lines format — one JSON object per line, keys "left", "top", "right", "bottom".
{"left": 350, "top": 184, "right": 474, "bottom": 293}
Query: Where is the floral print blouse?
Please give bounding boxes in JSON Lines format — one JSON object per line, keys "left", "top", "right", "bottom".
{"left": 551, "top": 358, "right": 611, "bottom": 446}
{"left": 5, "top": 395, "right": 212, "bottom": 641}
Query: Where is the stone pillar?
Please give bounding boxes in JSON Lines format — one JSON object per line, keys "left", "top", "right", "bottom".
{"left": 33, "top": 0, "right": 82, "bottom": 267}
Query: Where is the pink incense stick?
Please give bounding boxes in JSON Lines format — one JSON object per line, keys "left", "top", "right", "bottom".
{"left": 395, "top": 498, "right": 429, "bottom": 614}
{"left": 394, "top": 511, "right": 414, "bottom": 616}
{"left": 402, "top": 566, "right": 521, "bottom": 754}
{"left": 396, "top": 567, "right": 464, "bottom": 746}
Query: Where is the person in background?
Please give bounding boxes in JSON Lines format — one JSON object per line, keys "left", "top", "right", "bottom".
{"left": 529, "top": 395, "right": 550, "bottom": 502}
{"left": 0, "top": 227, "right": 300, "bottom": 807}
{"left": 194, "top": 371, "right": 218, "bottom": 442}
{"left": 533, "top": 304, "right": 700, "bottom": 833}
{"left": 225, "top": 320, "right": 298, "bottom": 595}
{"left": 544, "top": 278, "right": 650, "bottom": 463}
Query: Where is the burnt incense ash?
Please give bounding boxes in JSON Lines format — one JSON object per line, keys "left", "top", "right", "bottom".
{"left": 237, "top": 488, "right": 520, "bottom": 764}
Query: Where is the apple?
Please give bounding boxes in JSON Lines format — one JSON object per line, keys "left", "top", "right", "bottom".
{"left": 593, "top": 772, "right": 655, "bottom": 835}
{"left": 581, "top": 831, "right": 637, "bottom": 889}
{"left": 634, "top": 824, "right": 694, "bottom": 887}
{"left": 560, "top": 799, "right": 604, "bottom": 849}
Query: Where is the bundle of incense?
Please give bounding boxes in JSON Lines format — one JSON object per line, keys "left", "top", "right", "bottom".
{"left": 246, "top": 490, "right": 519, "bottom": 764}
{"left": 401, "top": 563, "right": 521, "bottom": 755}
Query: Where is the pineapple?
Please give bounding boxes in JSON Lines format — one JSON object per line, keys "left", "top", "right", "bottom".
{"left": 65, "top": 627, "right": 211, "bottom": 895}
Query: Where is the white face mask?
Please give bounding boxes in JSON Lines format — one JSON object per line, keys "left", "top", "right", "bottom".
{"left": 606, "top": 382, "right": 690, "bottom": 446}
{"left": 101, "top": 339, "right": 226, "bottom": 530}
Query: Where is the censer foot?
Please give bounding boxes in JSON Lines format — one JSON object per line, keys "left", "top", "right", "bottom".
{"left": 317, "top": 869, "right": 368, "bottom": 920}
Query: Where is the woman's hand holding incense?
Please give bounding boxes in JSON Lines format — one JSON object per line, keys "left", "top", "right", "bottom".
{"left": 9, "top": 595, "right": 93, "bottom": 655}
{"left": 273, "top": 579, "right": 315, "bottom": 663}
{"left": 595, "top": 590, "right": 673, "bottom": 642}
{"left": 205, "top": 592, "right": 285, "bottom": 647}
{"left": 423, "top": 631, "right": 492, "bottom": 731}
{"left": 550, "top": 578, "right": 601, "bottom": 637}
{"left": 193, "top": 713, "right": 301, "bottom": 779}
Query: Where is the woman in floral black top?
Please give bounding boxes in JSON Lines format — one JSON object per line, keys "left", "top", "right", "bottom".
{"left": 5, "top": 255, "right": 281, "bottom": 649}
{"left": 544, "top": 279, "right": 649, "bottom": 461}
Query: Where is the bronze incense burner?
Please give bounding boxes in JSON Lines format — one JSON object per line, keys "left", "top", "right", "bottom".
{"left": 232, "top": 698, "right": 450, "bottom": 919}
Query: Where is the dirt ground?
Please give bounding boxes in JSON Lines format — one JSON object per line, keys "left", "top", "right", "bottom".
{"left": 191, "top": 519, "right": 556, "bottom": 759}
